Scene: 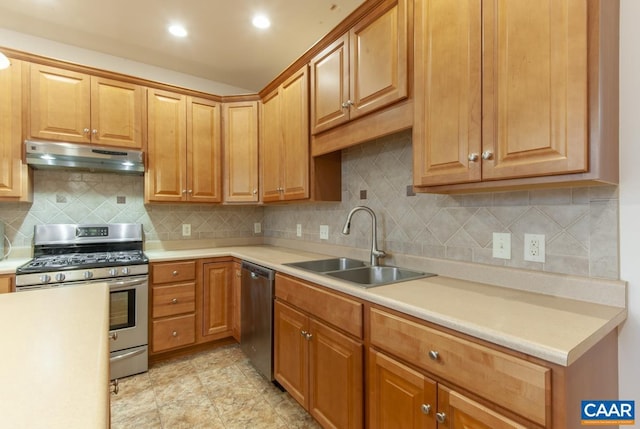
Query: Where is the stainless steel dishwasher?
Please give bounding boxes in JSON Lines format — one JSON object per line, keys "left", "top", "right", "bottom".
{"left": 240, "top": 260, "right": 276, "bottom": 381}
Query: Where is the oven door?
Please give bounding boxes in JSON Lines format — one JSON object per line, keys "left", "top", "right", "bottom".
{"left": 108, "top": 275, "right": 148, "bottom": 380}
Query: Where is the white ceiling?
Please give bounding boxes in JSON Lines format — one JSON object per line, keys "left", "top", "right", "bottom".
{"left": 0, "top": 0, "right": 366, "bottom": 92}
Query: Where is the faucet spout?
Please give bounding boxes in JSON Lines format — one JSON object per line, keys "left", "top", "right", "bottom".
{"left": 341, "top": 206, "right": 386, "bottom": 266}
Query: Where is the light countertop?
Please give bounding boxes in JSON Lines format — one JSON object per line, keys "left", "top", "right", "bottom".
{"left": 145, "top": 245, "right": 627, "bottom": 366}
{"left": 0, "top": 283, "right": 110, "bottom": 429}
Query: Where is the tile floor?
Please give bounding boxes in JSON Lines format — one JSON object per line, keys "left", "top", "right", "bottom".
{"left": 110, "top": 344, "right": 321, "bottom": 429}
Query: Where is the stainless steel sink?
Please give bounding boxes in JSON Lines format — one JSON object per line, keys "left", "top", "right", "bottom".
{"left": 284, "top": 258, "right": 435, "bottom": 288}
{"left": 284, "top": 257, "right": 367, "bottom": 273}
{"left": 326, "top": 266, "right": 433, "bottom": 287}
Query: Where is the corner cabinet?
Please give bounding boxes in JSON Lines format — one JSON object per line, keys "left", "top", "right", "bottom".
{"left": 274, "top": 274, "right": 364, "bottom": 429}
{"left": 413, "top": 0, "right": 619, "bottom": 192}
{"left": 145, "top": 90, "right": 222, "bottom": 203}
{"left": 0, "top": 59, "right": 32, "bottom": 202}
{"left": 310, "top": 0, "right": 408, "bottom": 135}
{"left": 29, "top": 64, "right": 144, "bottom": 149}
{"left": 261, "top": 66, "right": 310, "bottom": 202}
{"left": 223, "top": 101, "right": 259, "bottom": 203}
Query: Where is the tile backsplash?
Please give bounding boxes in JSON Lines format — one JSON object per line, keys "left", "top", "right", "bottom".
{"left": 264, "top": 130, "right": 619, "bottom": 279}
{"left": 0, "top": 130, "right": 619, "bottom": 279}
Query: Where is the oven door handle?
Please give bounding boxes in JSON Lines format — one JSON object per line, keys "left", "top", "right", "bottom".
{"left": 110, "top": 347, "right": 146, "bottom": 363}
{"left": 109, "top": 277, "right": 147, "bottom": 290}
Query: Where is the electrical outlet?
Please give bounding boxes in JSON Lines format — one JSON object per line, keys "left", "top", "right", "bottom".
{"left": 254, "top": 222, "right": 262, "bottom": 234}
{"left": 524, "top": 233, "right": 545, "bottom": 263}
{"left": 296, "top": 224, "right": 302, "bottom": 237}
{"left": 492, "top": 232, "right": 511, "bottom": 259}
{"left": 182, "top": 224, "right": 191, "bottom": 237}
{"left": 319, "top": 225, "right": 329, "bottom": 240}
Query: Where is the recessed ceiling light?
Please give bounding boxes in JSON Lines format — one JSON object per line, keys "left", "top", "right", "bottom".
{"left": 252, "top": 14, "right": 271, "bottom": 29}
{"left": 168, "top": 24, "right": 188, "bottom": 38}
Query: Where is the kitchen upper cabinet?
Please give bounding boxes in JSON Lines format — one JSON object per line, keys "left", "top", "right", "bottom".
{"left": 310, "top": 0, "right": 408, "bottom": 135}
{"left": 414, "top": 0, "right": 619, "bottom": 192}
{"left": 146, "top": 90, "right": 222, "bottom": 203}
{"left": 201, "top": 261, "right": 232, "bottom": 340}
{"left": 260, "top": 66, "right": 309, "bottom": 202}
{"left": 29, "top": 64, "right": 143, "bottom": 149}
{"left": 223, "top": 101, "right": 259, "bottom": 203}
{"left": 0, "top": 59, "right": 32, "bottom": 202}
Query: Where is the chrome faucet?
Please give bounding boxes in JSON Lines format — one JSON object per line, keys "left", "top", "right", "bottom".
{"left": 341, "top": 206, "right": 387, "bottom": 266}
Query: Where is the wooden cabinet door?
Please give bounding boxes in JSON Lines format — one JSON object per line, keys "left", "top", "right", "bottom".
{"left": 145, "top": 89, "right": 187, "bottom": 202}
{"left": 231, "top": 261, "right": 242, "bottom": 341}
{"left": 0, "top": 60, "right": 28, "bottom": 200}
{"left": 308, "top": 318, "right": 363, "bottom": 429}
{"left": 260, "top": 88, "right": 283, "bottom": 202}
{"left": 481, "top": 0, "right": 588, "bottom": 180}
{"left": 413, "top": 0, "right": 482, "bottom": 187}
{"left": 201, "top": 262, "right": 232, "bottom": 339}
{"left": 369, "top": 349, "right": 436, "bottom": 429}
{"left": 349, "top": 0, "right": 408, "bottom": 120}
{"left": 187, "top": 97, "right": 222, "bottom": 203}
{"left": 223, "top": 101, "right": 259, "bottom": 202}
{"left": 438, "top": 386, "right": 527, "bottom": 429}
{"left": 90, "top": 77, "right": 143, "bottom": 148}
{"left": 280, "top": 66, "right": 310, "bottom": 201}
{"left": 310, "top": 34, "right": 350, "bottom": 134}
{"left": 274, "top": 300, "right": 309, "bottom": 408}
{"left": 0, "top": 275, "right": 14, "bottom": 294}
{"left": 30, "top": 64, "right": 91, "bottom": 143}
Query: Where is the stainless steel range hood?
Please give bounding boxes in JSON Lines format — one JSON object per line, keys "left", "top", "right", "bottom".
{"left": 25, "top": 140, "right": 144, "bottom": 174}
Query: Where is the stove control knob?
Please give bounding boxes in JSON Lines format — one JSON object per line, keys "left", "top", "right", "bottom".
{"left": 108, "top": 268, "right": 118, "bottom": 276}
{"left": 40, "top": 274, "right": 51, "bottom": 284}
{"left": 121, "top": 267, "right": 130, "bottom": 275}
{"left": 83, "top": 271, "right": 94, "bottom": 280}
{"left": 55, "top": 273, "right": 66, "bottom": 282}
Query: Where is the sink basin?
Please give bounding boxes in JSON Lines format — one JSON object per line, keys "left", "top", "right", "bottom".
{"left": 284, "top": 257, "right": 367, "bottom": 273}
{"left": 326, "top": 266, "right": 434, "bottom": 287}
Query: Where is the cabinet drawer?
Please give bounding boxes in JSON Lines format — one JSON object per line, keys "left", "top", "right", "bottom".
{"left": 152, "top": 314, "right": 196, "bottom": 353}
{"left": 152, "top": 283, "right": 195, "bottom": 318}
{"left": 152, "top": 260, "right": 196, "bottom": 284}
{"left": 370, "top": 307, "right": 550, "bottom": 426}
{"left": 276, "top": 274, "right": 363, "bottom": 338}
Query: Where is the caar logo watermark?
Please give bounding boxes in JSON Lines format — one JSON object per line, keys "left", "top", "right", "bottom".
{"left": 581, "top": 400, "right": 635, "bottom": 425}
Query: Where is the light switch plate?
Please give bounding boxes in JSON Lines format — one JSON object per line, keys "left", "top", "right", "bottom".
{"left": 296, "top": 224, "right": 302, "bottom": 237}
{"left": 492, "top": 232, "right": 511, "bottom": 259}
{"left": 320, "top": 225, "right": 329, "bottom": 240}
{"left": 254, "top": 222, "right": 262, "bottom": 234}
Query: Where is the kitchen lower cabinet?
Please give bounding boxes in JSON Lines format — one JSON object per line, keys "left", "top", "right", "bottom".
{"left": 201, "top": 261, "right": 232, "bottom": 340}
{"left": 0, "top": 59, "right": 31, "bottom": 202}
{"left": 0, "top": 275, "right": 14, "bottom": 294}
{"left": 231, "top": 261, "right": 242, "bottom": 341}
{"left": 274, "top": 274, "right": 364, "bottom": 429}
{"left": 149, "top": 260, "right": 197, "bottom": 354}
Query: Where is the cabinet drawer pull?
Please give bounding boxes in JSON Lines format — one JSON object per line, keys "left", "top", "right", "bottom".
{"left": 421, "top": 404, "right": 431, "bottom": 415}
{"left": 171, "top": 298, "right": 178, "bottom": 304}
{"left": 172, "top": 331, "right": 178, "bottom": 337}
{"left": 428, "top": 350, "right": 439, "bottom": 361}
{"left": 435, "top": 412, "right": 446, "bottom": 423}
{"left": 172, "top": 270, "right": 178, "bottom": 276}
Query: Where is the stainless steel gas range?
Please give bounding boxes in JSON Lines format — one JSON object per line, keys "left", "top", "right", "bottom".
{"left": 16, "top": 223, "right": 149, "bottom": 380}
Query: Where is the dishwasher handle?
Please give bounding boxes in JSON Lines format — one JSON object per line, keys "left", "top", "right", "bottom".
{"left": 241, "top": 260, "right": 275, "bottom": 281}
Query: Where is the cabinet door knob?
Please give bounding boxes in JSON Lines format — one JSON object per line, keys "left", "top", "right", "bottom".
{"left": 428, "top": 350, "right": 439, "bottom": 361}
{"left": 468, "top": 153, "right": 479, "bottom": 162}
{"left": 420, "top": 404, "right": 431, "bottom": 415}
{"left": 92, "top": 129, "right": 98, "bottom": 135}
{"left": 341, "top": 99, "right": 354, "bottom": 109}
{"left": 109, "top": 332, "right": 118, "bottom": 341}
{"left": 301, "top": 330, "right": 308, "bottom": 337}
{"left": 110, "top": 379, "right": 119, "bottom": 395}
{"left": 252, "top": 189, "right": 258, "bottom": 195}
{"left": 182, "top": 189, "right": 187, "bottom": 194}
{"left": 171, "top": 298, "right": 178, "bottom": 304}
{"left": 435, "top": 412, "right": 446, "bottom": 423}
{"left": 172, "top": 331, "right": 178, "bottom": 337}
{"left": 482, "top": 151, "right": 493, "bottom": 160}
{"left": 305, "top": 332, "right": 313, "bottom": 340}
{"left": 83, "top": 128, "right": 90, "bottom": 134}
{"left": 172, "top": 270, "right": 179, "bottom": 276}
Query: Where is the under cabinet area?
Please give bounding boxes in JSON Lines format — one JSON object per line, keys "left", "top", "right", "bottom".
{"left": 274, "top": 274, "right": 364, "bottom": 429}
{"left": 413, "top": 0, "right": 619, "bottom": 192}
{"left": 29, "top": 63, "right": 144, "bottom": 148}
